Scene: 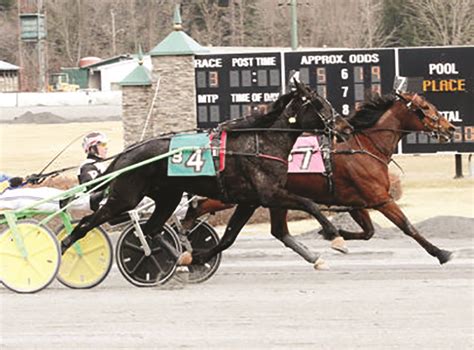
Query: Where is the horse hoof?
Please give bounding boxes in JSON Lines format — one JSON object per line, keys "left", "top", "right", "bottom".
{"left": 177, "top": 252, "right": 193, "bottom": 266}
{"left": 314, "top": 257, "right": 329, "bottom": 270}
{"left": 437, "top": 249, "right": 453, "bottom": 265}
{"left": 331, "top": 236, "right": 348, "bottom": 254}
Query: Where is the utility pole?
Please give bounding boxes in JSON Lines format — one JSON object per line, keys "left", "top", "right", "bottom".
{"left": 290, "top": 0, "right": 298, "bottom": 50}
{"left": 279, "top": 1, "right": 299, "bottom": 50}
{"left": 18, "top": 0, "right": 48, "bottom": 91}
{"left": 111, "top": 10, "right": 116, "bottom": 55}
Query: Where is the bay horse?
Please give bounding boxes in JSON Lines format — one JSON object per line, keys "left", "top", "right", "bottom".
{"left": 60, "top": 81, "right": 352, "bottom": 269}
{"left": 183, "top": 92, "right": 456, "bottom": 266}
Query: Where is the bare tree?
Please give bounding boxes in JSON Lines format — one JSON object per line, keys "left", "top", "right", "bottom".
{"left": 7, "top": 0, "right": 468, "bottom": 80}
{"left": 405, "top": 0, "right": 474, "bottom": 46}
{"left": 355, "top": 0, "right": 396, "bottom": 47}
{"left": 184, "top": 0, "right": 230, "bottom": 46}
{"left": 0, "top": 2, "right": 18, "bottom": 64}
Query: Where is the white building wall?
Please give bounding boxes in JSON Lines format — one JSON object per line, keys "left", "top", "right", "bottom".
{"left": 98, "top": 56, "right": 152, "bottom": 92}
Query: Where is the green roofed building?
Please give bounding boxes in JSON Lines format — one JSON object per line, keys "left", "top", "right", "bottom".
{"left": 120, "top": 48, "right": 152, "bottom": 86}
{"left": 149, "top": 5, "right": 208, "bottom": 57}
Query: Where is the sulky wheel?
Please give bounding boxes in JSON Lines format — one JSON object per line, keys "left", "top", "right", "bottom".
{"left": 0, "top": 220, "right": 60, "bottom": 293}
{"left": 116, "top": 220, "right": 181, "bottom": 287}
{"left": 56, "top": 223, "right": 113, "bottom": 289}
{"left": 173, "top": 220, "right": 222, "bottom": 284}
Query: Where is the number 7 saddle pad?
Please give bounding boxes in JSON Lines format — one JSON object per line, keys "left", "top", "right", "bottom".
{"left": 288, "top": 135, "right": 326, "bottom": 173}
{"left": 168, "top": 133, "right": 216, "bottom": 176}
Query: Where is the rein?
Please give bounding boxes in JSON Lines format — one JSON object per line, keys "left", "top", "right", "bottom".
{"left": 24, "top": 129, "right": 205, "bottom": 184}
{"left": 222, "top": 127, "right": 329, "bottom": 134}
{"left": 222, "top": 150, "right": 288, "bottom": 165}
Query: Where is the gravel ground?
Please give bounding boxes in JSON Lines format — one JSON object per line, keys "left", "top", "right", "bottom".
{"left": 1, "top": 216, "right": 472, "bottom": 349}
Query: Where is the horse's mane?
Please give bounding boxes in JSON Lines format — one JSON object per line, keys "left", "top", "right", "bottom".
{"left": 347, "top": 94, "right": 396, "bottom": 130}
{"left": 221, "top": 90, "right": 296, "bottom": 130}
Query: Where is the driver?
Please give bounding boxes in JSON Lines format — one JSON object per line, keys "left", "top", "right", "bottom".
{"left": 76, "top": 131, "right": 109, "bottom": 210}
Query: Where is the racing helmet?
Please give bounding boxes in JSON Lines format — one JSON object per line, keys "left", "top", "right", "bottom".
{"left": 82, "top": 131, "right": 108, "bottom": 155}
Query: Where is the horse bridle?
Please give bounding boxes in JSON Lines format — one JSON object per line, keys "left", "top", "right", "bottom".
{"left": 395, "top": 92, "right": 445, "bottom": 139}
{"left": 298, "top": 92, "right": 346, "bottom": 136}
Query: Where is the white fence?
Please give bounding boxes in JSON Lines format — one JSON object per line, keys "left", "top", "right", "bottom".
{"left": 0, "top": 91, "right": 121, "bottom": 107}
{"left": 0, "top": 91, "right": 122, "bottom": 121}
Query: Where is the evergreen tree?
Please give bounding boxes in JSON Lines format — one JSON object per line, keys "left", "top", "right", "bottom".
{"left": 381, "top": 0, "right": 416, "bottom": 47}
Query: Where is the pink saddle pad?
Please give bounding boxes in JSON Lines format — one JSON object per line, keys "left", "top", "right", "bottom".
{"left": 288, "top": 135, "right": 325, "bottom": 173}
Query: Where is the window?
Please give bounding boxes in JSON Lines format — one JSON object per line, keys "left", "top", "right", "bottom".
{"left": 316, "top": 85, "right": 327, "bottom": 98}
{"left": 406, "top": 133, "right": 417, "bottom": 144}
{"left": 242, "top": 105, "right": 252, "bottom": 116}
{"left": 299, "top": 68, "right": 309, "bottom": 84}
{"left": 257, "top": 70, "right": 268, "bottom": 87}
{"left": 354, "top": 83, "right": 364, "bottom": 101}
{"left": 198, "top": 105, "right": 208, "bottom": 123}
{"left": 241, "top": 70, "right": 251, "bottom": 87}
{"left": 418, "top": 133, "right": 429, "bottom": 144}
{"left": 196, "top": 71, "right": 206, "bottom": 88}
{"left": 354, "top": 66, "right": 364, "bottom": 83}
{"left": 371, "top": 66, "right": 381, "bottom": 83}
{"left": 209, "top": 71, "right": 219, "bottom": 87}
{"left": 269, "top": 69, "right": 280, "bottom": 86}
{"left": 209, "top": 105, "right": 220, "bottom": 122}
{"left": 316, "top": 67, "right": 326, "bottom": 84}
{"left": 230, "top": 70, "right": 239, "bottom": 87}
{"left": 230, "top": 105, "right": 241, "bottom": 119}
{"left": 315, "top": 67, "right": 327, "bottom": 98}
{"left": 371, "top": 83, "right": 381, "bottom": 95}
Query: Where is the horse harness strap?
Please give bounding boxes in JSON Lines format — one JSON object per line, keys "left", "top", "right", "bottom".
{"left": 353, "top": 133, "right": 391, "bottom": 166}
{"left": 212, "top": 131, "right": 289, "bottom": 203}
{"left": 333, "top": 133, "right": 389, "bottom": 167}
{"left": 223, "top": 133, "right": 288, "bottom": 165}
{"left": 317, "top": 135, "right": 335, "bottom": 195}
{"left": 396, "top": 92, "right": 443, "bottom": 133}
{"left": 333, "top": 149, "right": 388, "bottom": 166}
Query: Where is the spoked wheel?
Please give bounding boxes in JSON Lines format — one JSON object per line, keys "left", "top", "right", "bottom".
{"left": 56, "top": 223, "right": 113, "bottom": 289}
{"left": 116, "top": 221, "right": 181, "bottom": 287}
{"left": 0, "top": 220, "right": 60, "bottom": 293}
{"left": 173, "top": 220, "right": 222, "bottom": 284}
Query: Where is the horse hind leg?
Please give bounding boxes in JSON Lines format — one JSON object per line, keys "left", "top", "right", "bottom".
{"left": 270, "top": 208, "right": 328, "bottom": 270}
{"left": 61, "top": 186, "right": 146, "bottom": 254}
{"left": 262, "top": 189, "right": 348, "bottom": 254}
{"left": 61, "top": 197, "right": 137, "bottom": 253}
{"left": 337, "top": 209, "right": 375, "bottom": 240}
{"left": 377, "top": 201, "right": 452, "bottom": 264}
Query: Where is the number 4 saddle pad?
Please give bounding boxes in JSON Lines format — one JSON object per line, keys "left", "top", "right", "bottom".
{"left": 288, "top": 135, "right": 326, "bottom": 173}
{"left": 168, "top": 133, "right": 216, "bottom": 176}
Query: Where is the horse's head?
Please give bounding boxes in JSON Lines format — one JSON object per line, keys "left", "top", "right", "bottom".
{"left": 397, "top": 92, "right": 455, "bottom": 142}
{"left": 290, "top": 80, "right": 354, "bottom": 137}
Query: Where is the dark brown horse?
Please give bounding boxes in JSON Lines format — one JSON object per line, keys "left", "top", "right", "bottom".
{"left": 60, "top": 81, "right": 352, "bottom": 270}
{"left": 183, "top": 92, "right": 456, "bottom": 266}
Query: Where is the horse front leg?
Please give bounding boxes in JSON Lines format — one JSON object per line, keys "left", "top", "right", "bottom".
{"left": 262, "top": 189, "right": 348, "bottom": 254}
{"left": 179, "top": 204, "right": 256, "bottom": 266}
{"left": 377, "top": 201, "right": 452, "bottom": 264}
{"left": 270, "top": 208, "right": 327, "bottom": 270}
{"left": 337, "top": 209, "right": 375, "bottom": 240}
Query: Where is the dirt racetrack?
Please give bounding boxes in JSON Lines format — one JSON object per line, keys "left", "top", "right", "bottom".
{"left": 0, "top": 121, "right": 473, "bottom": 349}
{"left": 1, "top": 218, "right": 473, "bottom": 349}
